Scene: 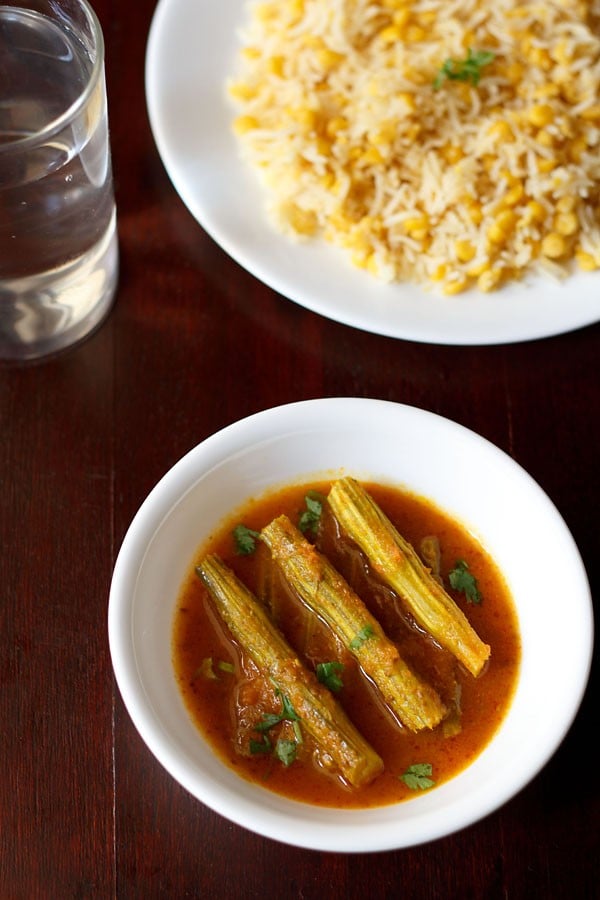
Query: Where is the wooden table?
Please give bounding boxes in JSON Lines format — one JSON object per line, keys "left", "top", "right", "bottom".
{"left": 1, "top": 1, "right": 598, "bottom": 896}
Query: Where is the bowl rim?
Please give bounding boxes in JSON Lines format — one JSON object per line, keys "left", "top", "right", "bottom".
{"left": 108, "top": 398, "right": 594, "bottom": 852}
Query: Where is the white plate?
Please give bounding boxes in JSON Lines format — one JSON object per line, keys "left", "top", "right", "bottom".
{"left": 145, "top": 0, "right": 600, "bottom": 345}
{"left": 109, "top": 398, "right": 593, "bottom": 852}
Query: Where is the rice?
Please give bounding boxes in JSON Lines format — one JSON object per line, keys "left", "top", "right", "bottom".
{"left": 227, "top": 0, "right": 600, "bottom": 294}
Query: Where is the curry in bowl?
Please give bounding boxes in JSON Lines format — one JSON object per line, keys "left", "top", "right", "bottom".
{"left": 173, "top": 476, "right": 520, "bottom": 808}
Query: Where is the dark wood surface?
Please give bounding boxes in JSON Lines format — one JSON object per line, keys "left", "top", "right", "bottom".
{"left": 1, "top": 1, "right": 598, "bottom": 897}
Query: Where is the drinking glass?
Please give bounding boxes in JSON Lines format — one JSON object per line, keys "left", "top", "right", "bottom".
{"left": 0, "top": 0, "right": 118, "bottom": 361}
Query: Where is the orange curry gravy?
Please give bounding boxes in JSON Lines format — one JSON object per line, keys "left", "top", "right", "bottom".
{"left": 173, "top": 481, "right": 521, "bottom": 809}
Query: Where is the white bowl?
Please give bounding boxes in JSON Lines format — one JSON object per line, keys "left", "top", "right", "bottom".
{"left": 108, "top": 398, "right": 593, "bottom": 852}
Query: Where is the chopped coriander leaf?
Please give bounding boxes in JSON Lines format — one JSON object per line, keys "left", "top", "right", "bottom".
{"left": 279, "top": 690, "right": 300, "bottom": 722}
{"left": 249, "top": 736, "right": 272, "bottom": 755}
{"left": 275, "top": 738, "right": 297, "bottom": 767}
{"left": 449, "top": 559, "right": 482, "bottom": 603}
{"left": 433, "top": 48, "right": 495, "bottom": 90}
{"left": 232, "top": 523, "right": 260, "bottom": 555}
{"left": 316, "top": 660, "right": 344, "bottom": 692}
{"left": 251, "top": 691, "right": 302, "bottom": 765}
{"left": 254, "top": 712, "right": 285, "bottom": 733}
{"left": 349, "top": 624, "right": 375, "bottom": 651}
{"left": 298, "top": 491, "right": 325, "bottom": 536}
{"left": 254, "top": 691, "right": 302, "bottom": 735}
{"left": 217, "top": 660, "right": 235, "bottom": 674}
{"left": 400, "top": 763, "right": 436, "bottom": 791}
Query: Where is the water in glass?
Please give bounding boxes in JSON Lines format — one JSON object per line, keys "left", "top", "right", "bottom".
{"left": 0, "top": 5, "right": 118, "bottom": 360}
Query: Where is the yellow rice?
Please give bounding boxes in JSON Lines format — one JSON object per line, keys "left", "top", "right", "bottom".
{"left": 228, "top": 0, "right": 600, "bottom": 294}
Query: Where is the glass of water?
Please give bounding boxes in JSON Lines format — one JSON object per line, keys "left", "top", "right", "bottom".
{"left": 0, "top": 0, "right": 118, "bottom": 362}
